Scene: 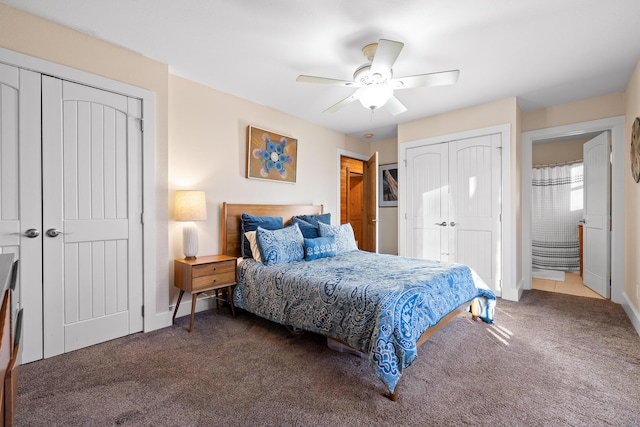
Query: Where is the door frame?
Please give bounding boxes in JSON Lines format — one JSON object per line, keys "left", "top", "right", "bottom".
{"left": 399, "top": 124, "right": 512, "bottom": 299}
{"left": 0, "top": 48, "right": 161, "bottom": 344}
{"left": 522, "top": 116, "right": 624, "bottom": 304}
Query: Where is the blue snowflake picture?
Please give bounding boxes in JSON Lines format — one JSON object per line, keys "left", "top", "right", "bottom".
{"left": 248, "top": 127, "right": 297, "bottom": 182}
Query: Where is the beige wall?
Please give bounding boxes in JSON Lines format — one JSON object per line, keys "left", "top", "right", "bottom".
{"left": 624, "top": 59, "right": 640, "bottom": 316}
{"left": 369, "top": 138, "right": 399, "bottom": 254}
{"left": 522, "top": 93, "right": 625, "bottom": 132}
{"left": 532, "top": 139, "right": 586, "bottom": 166}
{"left": 0, "top": 4, "right": 371, "bottom": 319}
{"left": 168, "top": 76, "right": 370, "bottom": 302}
{"left": 0, "top": 3, "right": 171, "bottom": 313}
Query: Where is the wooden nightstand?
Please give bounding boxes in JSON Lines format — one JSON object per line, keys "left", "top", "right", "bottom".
{"left": 173, "top": 254, "right": 237, "bottom": 332}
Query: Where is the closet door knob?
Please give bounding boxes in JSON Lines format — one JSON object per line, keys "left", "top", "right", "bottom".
{"left": 24, "top": 228, "right": 40, "bottom": 238}
{"left": 450, "top": 221, "right": 456, "bottom": 227}
{"left": 46, "top": 228, "right": 68, "bottom": 238}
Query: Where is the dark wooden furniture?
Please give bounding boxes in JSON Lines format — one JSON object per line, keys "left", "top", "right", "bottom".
{"left": 0, "top": 254, "right": 21, "bottom": 426}
{"left": 173, "top": 255, "right": 237, "bottom": 332}
{"left": 579, "top": 224, "right": 583, "bottom": 277}
{"left": 221, "top": 203, "right": 479, "bottom": 401}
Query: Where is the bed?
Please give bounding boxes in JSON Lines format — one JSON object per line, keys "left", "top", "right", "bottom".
{"left": 222, "top": 203, "right": 496, "bottom": 401}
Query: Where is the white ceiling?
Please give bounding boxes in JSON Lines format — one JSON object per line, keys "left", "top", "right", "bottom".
{"left": 4, "top": 0, "right": 640, "bottom": 142}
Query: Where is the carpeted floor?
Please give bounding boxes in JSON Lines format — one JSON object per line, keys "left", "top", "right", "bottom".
{"left": 16, "top": 290, "right": 640, "bottom": 426}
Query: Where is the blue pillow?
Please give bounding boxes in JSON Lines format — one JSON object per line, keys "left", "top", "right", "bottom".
{"left": 304, "top": 236, "right": 337, "bottom": 261}
{"left": 241, "top": 213, "right": 283, "bottom": 258}
{"left": 292, "top": 217, "right": 319, "bottom": 238}
{"left": 256, "top": 223, "right": 304, "bottom": 266}
{"left": 318, "top": 222, "right": 358, "bottom": 254}
{"left": 294, "top": 213, "right": 331, "bottom": 227}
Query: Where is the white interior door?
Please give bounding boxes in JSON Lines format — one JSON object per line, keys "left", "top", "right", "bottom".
{"left": 582, "top": 131, "right": 610, "bottom": 298}
{"left": 42, "top": 76, "right": 143, "bottom": 357}
{"left": 405, "top": 134, "right": 501, "bottom": 294}
{"left": 406, "top": 143, "right": 449, "bottom": 261}
{"left": 449, "top": 134, "right": 501, "bottom": 291}
{"left": 0, "top": 64, "right": 43, "bottom": 363}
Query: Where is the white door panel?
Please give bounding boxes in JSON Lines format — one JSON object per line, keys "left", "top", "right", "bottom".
{"left": 405, "top": 134, "right": 501, "bottom": 294}
{"left": 450, "top": 134, "right": 501, "bottom": 289}
{"left": 583, "top": 132, "right": 610, "bottom": 298}
{"left": 406, "top": 144, "right": 448, "bottom": 261}
{"left": 0, "top": 66, "right": 42, "bottom": 363}
{"left": 42, "top": 76, "right": 143, "bottom": 357}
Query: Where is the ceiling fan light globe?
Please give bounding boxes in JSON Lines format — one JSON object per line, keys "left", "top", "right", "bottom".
{"left": 358, "top": 85, "right": 393, "bottom": 110}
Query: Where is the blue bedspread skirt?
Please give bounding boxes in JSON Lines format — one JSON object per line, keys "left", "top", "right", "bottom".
{"left": 234, "top": 251, "right": 496, "bottom": 393}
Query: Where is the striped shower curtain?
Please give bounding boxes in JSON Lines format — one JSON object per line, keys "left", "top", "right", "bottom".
{"left": 531, "top": 163, "right": 584, "bottom": 271}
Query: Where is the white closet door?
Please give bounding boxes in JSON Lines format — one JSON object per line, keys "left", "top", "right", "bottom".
{"left": 0, "top": 65, "right": 43, "bottom": 363}
{"left": 42, "top": 77, "right": 143, "bottom": 356}
{"left": 0, "top": 63, "right": 20, "bottom": 254}
{"left": 582, "top": 131, "right": 610, "bottom": 298}
{"left": 449, "top": 134, "right": 501, "bottom": 290}
{"left": 406, "top": 143, "right": 449, "bottom": 261}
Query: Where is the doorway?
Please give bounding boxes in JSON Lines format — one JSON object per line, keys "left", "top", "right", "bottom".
{"left": 336, "top": 150, "right": 378, "bottom": 253}
{"left": 522, "top": 117, "right": 625, "bottom": 304}
{"left": 529, "top": 134, "right": 607, "bottom": 299}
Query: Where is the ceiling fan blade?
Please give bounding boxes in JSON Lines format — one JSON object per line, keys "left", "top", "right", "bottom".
{"left": 384, "top": 95, "right": 408, "bottom": 116}
{"left": 323, "top": 93, "right": 358, "bottom": 113}
{"left": 393, "top": 70, "right": 460, "bottom": 89}
{"left": 296, "top": 75, "right": 358, "bottom": 87}
{"left": 370, "top": 39, "right": 404, "bottom": 77}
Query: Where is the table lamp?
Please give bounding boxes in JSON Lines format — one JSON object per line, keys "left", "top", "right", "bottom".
{"left": 174, "top": 190, "right": 207, "bottom": 259}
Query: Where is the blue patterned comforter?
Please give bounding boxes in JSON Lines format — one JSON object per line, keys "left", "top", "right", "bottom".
{"left": 234, "top": 250, "right": 496, "bottom": 393}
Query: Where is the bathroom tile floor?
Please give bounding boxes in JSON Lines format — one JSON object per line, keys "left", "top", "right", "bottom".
{"left": 531, "top": 272, "right": 604, "bottom": 299}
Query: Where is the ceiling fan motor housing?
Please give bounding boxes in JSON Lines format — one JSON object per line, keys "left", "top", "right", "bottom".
{"left": 353, "top": 64, "right": 392, "bottom": 86}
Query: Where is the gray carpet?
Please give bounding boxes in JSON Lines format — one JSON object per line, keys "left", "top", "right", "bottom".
{"left": 16, "top": 290, "right": 640, "bottom": 426}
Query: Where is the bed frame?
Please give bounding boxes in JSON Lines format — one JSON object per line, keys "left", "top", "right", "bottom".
{"left": 221, "top": 202, "right": 479, "bottom": 401}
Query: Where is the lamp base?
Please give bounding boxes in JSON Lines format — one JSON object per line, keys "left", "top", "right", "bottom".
{"left": 182, "top": 222, "right": 199, "bottom": 259}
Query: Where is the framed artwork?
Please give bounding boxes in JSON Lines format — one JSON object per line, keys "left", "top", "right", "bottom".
{"left": 379, "top": 163, "right": 398, "bottom": 207}
{"left": 247, "top": 126, "right": 297, "bottom": 183}
{"left": 631, "top": 117, "right": 640, "bottom": 183}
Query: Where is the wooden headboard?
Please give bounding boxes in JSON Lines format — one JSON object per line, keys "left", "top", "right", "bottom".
{"left": 221, "top": 203, "right": 324, "bottom": 257}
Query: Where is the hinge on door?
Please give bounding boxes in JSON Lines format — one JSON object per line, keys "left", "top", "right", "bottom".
{"left": 141, "top": 305, "right": 145, "bottom": 317}
{"left": 499, "top": 213, "right": 502, "bottom": 222}
{"left": 139, "top": 118, "right": 144, "bottom": 132}
{"left": 140, "top": 213, "right": 144, "bottom": 224}
{"left": 403, "top": 159, "right": 407, "bottom": 166}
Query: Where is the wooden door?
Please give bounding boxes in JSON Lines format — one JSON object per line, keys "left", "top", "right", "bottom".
{"left": 582, "top": 131, "right": 610, "bottom": 298}
{"left": 41, "top": 77, "right": 143, "bottom": 357}
{"left": 362, "top": 152, "right": 378, "bottom": 253}
{"left": 0, "top": 65, "right": 43, "bottom": 363}
{"left": 340, "top": 157, "right": 364, "bottom": 247}
{"left": 346, "top": 169, "right": 364, "bottom": 246}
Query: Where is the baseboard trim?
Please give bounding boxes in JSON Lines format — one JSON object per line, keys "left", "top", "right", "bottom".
{"left": 621, "top": 292, "right": 640, "bottom": 337}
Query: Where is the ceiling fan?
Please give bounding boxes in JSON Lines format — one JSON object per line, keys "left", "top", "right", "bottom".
{"left": 296, "top": 39, "right": 460, "bottom": 115}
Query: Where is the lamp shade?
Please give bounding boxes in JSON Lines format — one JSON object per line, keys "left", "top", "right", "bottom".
{"left": 174, "top": 190, "right": 207, "bottom": 221}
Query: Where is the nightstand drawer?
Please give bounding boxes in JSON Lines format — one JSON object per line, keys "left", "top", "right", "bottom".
{"left": 192, "top": 270, "right": 236, "bottom": 291}
{"left": 192, "top": 260, "right": 236, "bottom": 278}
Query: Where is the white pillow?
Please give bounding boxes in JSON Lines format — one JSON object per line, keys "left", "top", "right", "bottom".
{"left": 317, "top": 222, "right": 358, "bottom": 254}
{"left": 244, "top": 230, "right": 262, "bottom": 263}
